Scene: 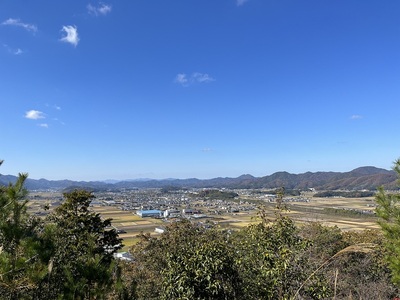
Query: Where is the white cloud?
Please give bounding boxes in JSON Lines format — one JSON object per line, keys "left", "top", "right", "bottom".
{"left": 350, "top": 114, "right": 363, "bottom": 120}
{"left": 175, "top": 72, "right": 215, "bottom": 86}
{"left": 174, "top": 73, "right": 188, "bottom": 85}
{"left": 25, "top": 110, "right": 45, "bottom": 120}
{"left": 53, "top": 117, "right": 66, "bottom": 126}
{"left": 237, "top": 0, "right": 249, "bottom": 6}
{"left": 202, "top": 148, "right": 213, "bottom": 152}
{"left": 3, "top": 44, "right": 24, "bottom": 55}
{"left": 87, "top": 3, "right": 112, "bottom": 16}
{"left": 45, "top": 103, "right": 62, "bottom": 110}
{"left": 60, "top": 25, "right": 79, "bottom": 47}
{"left": 1, "top": 18, "right": 37, "bottom": 32}
{"left": 39, "top": 123, "right": 49, "bottom": 128}
{"left": 193, "top": 72, "right": 215, "bottom": 83}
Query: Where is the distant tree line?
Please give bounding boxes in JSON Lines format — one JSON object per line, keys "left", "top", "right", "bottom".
{"left": 191, "top": 189, "right": 239, "bottom": 200}
{"left": 1, "top": 159, "right": 400, "bottom": 299}
{"left": 160, "top": 186, "right": 188, "bottom": 194}
{"left": 323, "top": 207, "right": 374, "bottom": 218}
{"left": 313, "top": 190, "right": 375, "bottom": 198}
{"left": 249, "top": 188, "right": 301, "bottom": 197}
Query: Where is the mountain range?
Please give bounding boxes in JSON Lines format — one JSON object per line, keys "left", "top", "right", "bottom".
{"left": 0, "top": 166, "right": 398, "bottom": 191}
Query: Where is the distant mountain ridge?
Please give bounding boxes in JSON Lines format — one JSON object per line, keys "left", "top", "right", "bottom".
{"left": 0, "top": 166, "right": 397, "bottom": 191}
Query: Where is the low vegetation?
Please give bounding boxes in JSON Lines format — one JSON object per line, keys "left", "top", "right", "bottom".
{"left": 314, "top": 190, "right": 375, "bottom": 198}
{"left": 192, "top": 189, "right": 239, "bottom": 200}
{"left": 1, "top": 159, "right": 400, "bottom": 299}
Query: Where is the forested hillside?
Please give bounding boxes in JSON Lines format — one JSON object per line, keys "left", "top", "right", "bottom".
{"left": 1, "top": 166, "right": 397, "bottom": 191}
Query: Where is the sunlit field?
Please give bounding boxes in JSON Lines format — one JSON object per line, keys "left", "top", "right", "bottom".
{"left": 27, "top": 191, "right": 380, "bottom": 252}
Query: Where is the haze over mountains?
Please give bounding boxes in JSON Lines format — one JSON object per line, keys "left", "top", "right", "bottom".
{"left": 0, "top": 166, "right": 397, "bottom": 191}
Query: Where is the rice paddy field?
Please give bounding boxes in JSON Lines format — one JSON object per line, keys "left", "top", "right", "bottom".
{"left": 96, "top": 196, "right": 379, "bottom": 251}
{"left": 26, "top": 191, "right": 381, "bottom": 252}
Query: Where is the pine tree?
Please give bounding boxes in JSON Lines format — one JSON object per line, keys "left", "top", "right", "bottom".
{"left": 0, "top": 161, "right": 47, "bottom": 299}
{"left": 376, "top": 158, "right": 400, "bottom": 285}
{"left": 39, "top": 189, "right": 122, "bottom": 299}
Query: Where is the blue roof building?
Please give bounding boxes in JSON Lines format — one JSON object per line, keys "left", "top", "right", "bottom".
{"left": 136, "top": 209, "right": 162, "bottom": 218}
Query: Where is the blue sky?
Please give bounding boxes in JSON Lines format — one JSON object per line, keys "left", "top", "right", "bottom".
{"left": 1, "top": 0, "right": 400, "bottom": 181}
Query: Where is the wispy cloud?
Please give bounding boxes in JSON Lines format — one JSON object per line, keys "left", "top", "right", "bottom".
{"left": 192, "top": 72, "right": 214, "bottom": 83}
{"left": 3, "top": 44, "right": 23, "bottom": 55}
{"left": 237, "top": 0, "right": 249, "bottom": 6}
{"left": 87, "top": 3, "right": 112, "bottom": 16}
{"left": 202, "top": 148, "right": 213, "bottom": 153}
{"left": 26, "top": 106, "right": 64, "bottom": 127}
{"left": 174, "top": 73, "right": 188, "bottom": 85}
{"left": 1, "top": 18, "right": 37, "bottom": 33}
{"left": 60, "top": 25, "right": 79, "bottom": 47}
{"left": 46, "top": 103, "right": 62, "bottom": 110}
{"left": 25, "top": 110, "right": 45, "bottom": 120}
{"left": 350, "top": 114, "right": 363, "bottom": 120}
{"left": 175, "top": 72, "right": 215, "bottom": 86}
{"left": 53, "top": 118, "right": 66, "bottom": 126}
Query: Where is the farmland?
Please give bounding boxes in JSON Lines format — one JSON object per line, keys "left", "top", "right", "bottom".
{"left": 26, "top": 188, "right": 380, "bottom": 251}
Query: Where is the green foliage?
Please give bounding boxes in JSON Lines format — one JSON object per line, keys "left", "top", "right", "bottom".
{"left": 299, "top": 223, "right": 346, "bottom": 260}
{"left": 160, "top": 186, "right": 187, "bottom": 193}
{"left": 193, "top": 189, "right": 239, "bottom": 200}
{"left": 125, "top": 198, "right": 396, "bottom": 299}
{"left": 322, "top": 207, "right": 374, "bottom": 218}
{"left": 0, "top": 170, "right": 48, "bottom": 299}
{"left": 1, "top": 188, "right": 126, "bottom": 299}
{"left": 270, "top": 188, "right": 301, "bottom": 197}
{"left": 128, "top": 220, "right": 241, "bottom": 300}
{"left": 314, "top": 190, "right": 374, "bottom": 198}
{"left": 376, "top": 158, "right": 400, "bottom": 286}
{"left": 161, "top": 223, "right": 240, "bottom": 300}
{"left": 232, "top": 208, "right": 328, "bottom": 300}
{"left": 38, "top": 189, "right": 123, "bottom": 299}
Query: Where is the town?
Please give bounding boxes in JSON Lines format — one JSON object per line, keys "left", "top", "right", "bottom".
{"left": 27, "top": 186, "right": 379, "bottom": 254}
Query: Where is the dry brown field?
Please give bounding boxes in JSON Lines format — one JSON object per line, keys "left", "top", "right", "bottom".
{"left": 93, "top": 196, "right": 379, "bottom": 251}
{"left": 26, "top": 192, "right": 381, "bottom": 252}
{"left": 287, "top": 196, "right": 379, "bottom": 231}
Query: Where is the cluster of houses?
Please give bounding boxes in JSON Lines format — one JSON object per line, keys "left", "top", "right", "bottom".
{"left": 91, "top": 188, "right": 259, "bottom": 218}
{"left": 136, "top": 208, "right": 207, "bottom": 219}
